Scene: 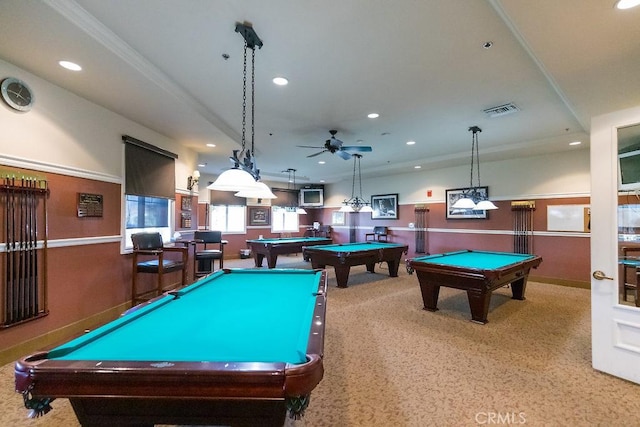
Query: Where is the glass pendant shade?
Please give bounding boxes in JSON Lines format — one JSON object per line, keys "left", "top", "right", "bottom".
{"left": 234, "top": 181, "right": 277, "bottom": 199}
{"left": 475, "top": 199, "right": 498, "bottom": 210}
{"left": 452, "top": 196, "right": 477, "bottom": 209}
{"left": 296, "top": 207, "right": 307, "bottom": 214}
{"left": 359, "top": 205, "right": 374, "bottom": 213}
{"left": 207, "top": 168, "right": 259, "bottom": 191}
{"left": 339, "top": 205, "right": 355, "bottom": 213}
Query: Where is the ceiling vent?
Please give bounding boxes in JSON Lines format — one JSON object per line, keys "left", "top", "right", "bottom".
{"left": 483, "top": 103, "right": 520, "bottom": 118}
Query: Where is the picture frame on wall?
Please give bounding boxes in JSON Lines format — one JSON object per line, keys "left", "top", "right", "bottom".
{"left": 446, "top": 187, "right": 489, "bottom": 219}
{"left": 248, "top": 206, "right": 270, "bottom": 226}
{"left": 371, "top": 194, "right": 399, "bottom": 220}
{"left": 332, "top": 211, "right": 346, "bottom": 225}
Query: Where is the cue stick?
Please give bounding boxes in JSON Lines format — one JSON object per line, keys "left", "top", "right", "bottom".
{"left": 8, "top": 176, "right": 17, "bottom": 323}
{"left": 18, "top": 177, "right": 26, "bottom": 321}
{"left": 3, "top": 176, "right": 11, "bottom": 324}
{"left": 30, "top": 178, "right": 38, "bottom": 316}
{"left": 26, "top": 178, "right": 34, "bottom": 317}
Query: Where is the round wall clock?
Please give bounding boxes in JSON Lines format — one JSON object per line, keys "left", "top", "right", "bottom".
{"left": 1, "top": 77, "right": 35, "bottom": 112}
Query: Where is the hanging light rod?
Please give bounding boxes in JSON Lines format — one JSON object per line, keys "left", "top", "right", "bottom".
{"left": 451, "top": 126, "right": 498, "bottom": 211}
{"left": 340, "top": 154, "right": 373, "bottom": 213}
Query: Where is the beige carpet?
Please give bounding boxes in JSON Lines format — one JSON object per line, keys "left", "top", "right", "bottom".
{"left": 2, "top": 254, "right": 639, "bottom": 426}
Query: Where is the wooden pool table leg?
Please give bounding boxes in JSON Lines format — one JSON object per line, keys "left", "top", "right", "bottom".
{"left": 254, "top": 253, "right": 264, "bottom": 267}
{"left": 466, "top": 289, "right": 491, "bottom": 324}
{"left": 365, "top": 262, "right": 376, "bottom": 273}
{"left": 333, "top": 266, "right": 351, "bottom": 288}
{"left": 418, "top": 281, "right": 440, "bottom": 312}
{"left": 510, "top": 276, "right": 527, "bottom": 300}
{"left": 387, "top": 259, "right": 400, "bottom": 277}
{"left": 266, "top": 255, "right": 278, "bottom": 269}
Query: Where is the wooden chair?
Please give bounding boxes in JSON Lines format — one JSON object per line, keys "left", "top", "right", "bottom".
{"left": 193, "top": 231, "right": 226, "bottom": 279}
{"left": 131, "top": 232, "right": 188, "bottom": 305}
{"left": 365, "top": 226, "right": 389, "bottom": 242}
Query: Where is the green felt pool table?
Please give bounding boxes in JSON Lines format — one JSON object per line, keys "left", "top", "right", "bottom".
{"left": 408, "top": 250, "right": 542, "bottom": 324}
{"left": 15, "top": 268, "right": 327, "bottom": 427}
{"left": 303, "top": 242, "right": 409, "bottom": 288}
{"left": 246, "top": 237, "right": 333, "bottom": 268}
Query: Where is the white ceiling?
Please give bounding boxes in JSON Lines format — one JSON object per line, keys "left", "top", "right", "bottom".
{"left": 1, "top": 0, "right": 639, "bottom": 183}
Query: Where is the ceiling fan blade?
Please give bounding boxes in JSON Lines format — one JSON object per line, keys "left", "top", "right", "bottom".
{"left": 307, "top": 150, "right": 327, "bottom": 158}
{"left": 336, "top": 150, "right": 352, "bottom": 160}
{"left": 297, "top": 145, "right": 325, "bottom": 149}
{"left": 342, "top": 146, "right": 373, "bottom": 152}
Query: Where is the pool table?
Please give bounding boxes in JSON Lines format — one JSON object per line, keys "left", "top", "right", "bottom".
{"left": 303, "top": 242, "right": 408, "bottom": 288}
{"left": 15, "top": 268, "right": 327, "bottom": 427}
{"left": 407, "top": 250, "right": 542, "bottom": 324}
{"left": 246, "top": 237, "right": 333, "bottom": 268}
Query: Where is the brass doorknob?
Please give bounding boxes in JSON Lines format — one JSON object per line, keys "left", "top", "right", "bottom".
{"left": 592, "top": 270, "right": 614, "bottom": 281}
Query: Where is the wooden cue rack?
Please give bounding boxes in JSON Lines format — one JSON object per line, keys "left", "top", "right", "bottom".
{"left": 1, "top": 175, "right": 49, "bottom": 328}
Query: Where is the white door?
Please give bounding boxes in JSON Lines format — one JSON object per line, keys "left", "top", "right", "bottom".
{"left": 591, "top": 105, "right": 640, "bottom": 384}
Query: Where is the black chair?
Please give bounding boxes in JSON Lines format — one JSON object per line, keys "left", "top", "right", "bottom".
{"left": 193, "top": 231, "right": 226, "bottom": 279}
{"left": 131, "top": 232, "right": 188, "bottom": 305}
{"left": 317, "top": 225, "right": 332, "bottom": 238}
{"left": 365, "top": 226, "right": 389, "bottom": 242}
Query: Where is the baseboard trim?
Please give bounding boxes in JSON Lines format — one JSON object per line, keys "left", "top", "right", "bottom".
{"left": 530, "top": 275, "right": 590, "bottom": 290}
{"left": 0, "top": 302, "right": 130, "bottom": 367}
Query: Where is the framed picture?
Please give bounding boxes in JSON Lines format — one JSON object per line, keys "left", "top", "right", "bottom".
{"left": 446, "top": 187, "right": 489, "bottom": 219}
{"left": 249, "top": 206, "right": 270, "bottom": 226}
{"left": 332, "top": 211, "right": 346, "bottom": 225}
{"left": 181, "top": 195, "right": 192, "bottom": 211}
{"left": 371, "top": 194, "right": 399, "bottom": 220}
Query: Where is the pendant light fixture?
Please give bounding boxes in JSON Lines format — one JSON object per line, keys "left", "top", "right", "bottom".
{"left": 209, "top": 22, "right": 274, "bottom": 199}
{"left": 451, "top": 126, "right": 498, "bottom": 211}
{"left": 340, "top": 154, "right": 373, "bottom": 213}
{"left": 283, "top": 168, "right": 307, "bottom": 214}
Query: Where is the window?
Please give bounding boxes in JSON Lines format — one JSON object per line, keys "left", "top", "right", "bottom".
{"left": 124, "top": 195, "right": 173, "bottom": 248}
{"left": 123, "top": 135, "right": 177, "bottom": 250}
{"left": 211, "top": 205, "right": 246, "bottom": 233}
{"left": 271, "top": 206, "right": 299, "bottom": 233}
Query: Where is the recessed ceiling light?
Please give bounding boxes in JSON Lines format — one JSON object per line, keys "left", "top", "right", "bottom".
{"left": 272, "top": 77, "right": 288, "bottom": 86}
{"left": 318, "top": 161, "right": 326, "bottom": 164}
{"left": 569, "top": 141, "right": 582, "bottom": 146}
{"left": 198, "top": 163, "right": 206, "bottom": 168}
{"left": 319, "top": 179, "right": 325, "bottom": 183}
{"left": 59, "top": 60, "right": 82, "bottom": 71}
{"left": 406, "top": 140, "right": 416, "bottom": 145}
{"left": 483, "top": 41, "right": 493, "bottom": 49}
{"left": 414, "top": 165, "right": 421, "bottom": 169}
{"left": 206, "top": 143, "right": 216, "bottom": 147}
{"left": 616, "top": 0, "right": 640, "bottom": 9}
{"left": 367, "top": 113, "right": 379, "bottom": 119}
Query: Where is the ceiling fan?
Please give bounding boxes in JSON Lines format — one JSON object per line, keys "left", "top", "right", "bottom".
{"left": 297, "top": 130, "right": 373, "bottom": 160}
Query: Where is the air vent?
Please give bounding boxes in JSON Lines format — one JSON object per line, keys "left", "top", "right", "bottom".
{"left": 483, "top": 103, "right": 520, "bottom": 118}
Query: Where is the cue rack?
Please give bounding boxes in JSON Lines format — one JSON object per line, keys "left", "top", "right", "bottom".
{"left": 1, "top": 175, "right": 49, "bottom": 328}
{"left": 414, "top": 205, "right": 429, "bottom": 254}
{"left": 512, "top": 201, "right": 535, "bottom": 254}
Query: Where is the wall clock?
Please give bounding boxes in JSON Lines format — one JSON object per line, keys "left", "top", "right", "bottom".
{"left": 1, "top": 77, "right": 34, "bottom": 112}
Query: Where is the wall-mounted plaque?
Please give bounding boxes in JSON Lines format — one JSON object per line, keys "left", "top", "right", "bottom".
{"left": 77, "top": 193, "right": 103, "bottom": 217}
